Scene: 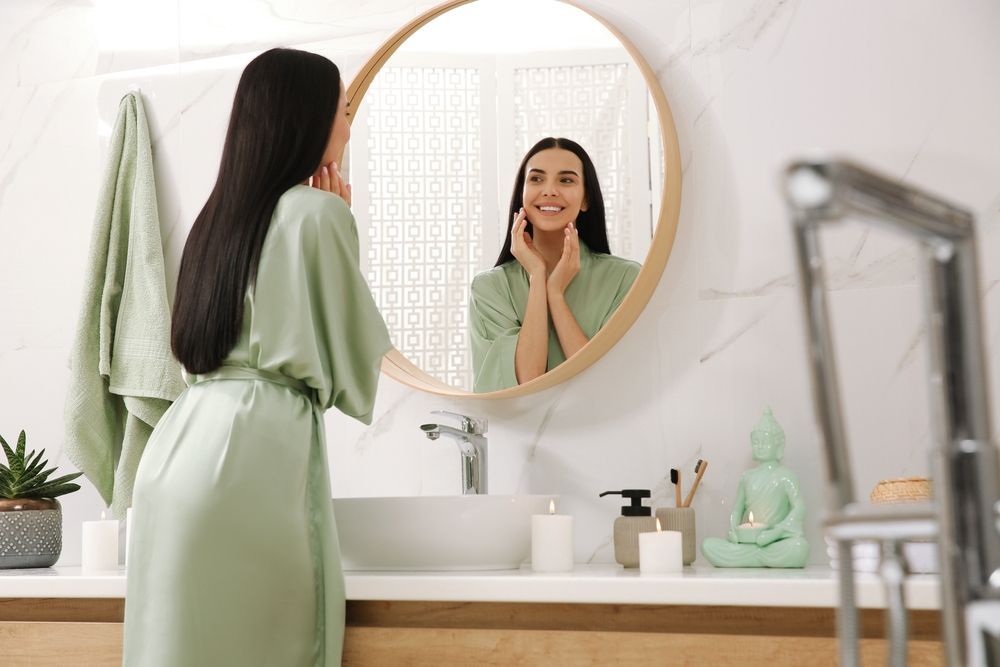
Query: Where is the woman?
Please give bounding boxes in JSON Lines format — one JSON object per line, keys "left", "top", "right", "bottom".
{"left": 123, "top": 49, "right": 391, "bottom": 666}
{"left": 470, "top": 137, "right": 640, "bottom": 392}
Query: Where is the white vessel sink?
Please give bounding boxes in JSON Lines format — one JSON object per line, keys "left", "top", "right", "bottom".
{"left": 332, "top": 495, "right": 553, "bottom": 571}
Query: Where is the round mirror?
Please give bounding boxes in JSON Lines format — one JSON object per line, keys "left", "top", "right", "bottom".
{"left": 347, "top": 0, "right": 680, "bottom": 397}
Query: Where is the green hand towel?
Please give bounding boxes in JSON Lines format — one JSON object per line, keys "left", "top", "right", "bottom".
{"left": 64, "top": 92, "right": 185, "bottom": 519}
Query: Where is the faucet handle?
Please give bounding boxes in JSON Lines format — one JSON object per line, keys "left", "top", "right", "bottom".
{"left": 431, "top": 410, "right": 488, "bottom": 435}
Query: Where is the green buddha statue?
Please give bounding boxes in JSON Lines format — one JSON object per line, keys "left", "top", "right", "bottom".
{"left": 702, "top": 408, "right": 810, "bottom": 568}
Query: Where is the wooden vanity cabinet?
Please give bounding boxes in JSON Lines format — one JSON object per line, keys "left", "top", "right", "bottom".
{"left": 0, "top": 598, "right": 943, "bottom": 665}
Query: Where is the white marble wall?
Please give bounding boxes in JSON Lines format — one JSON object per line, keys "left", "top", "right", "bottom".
{"left": 1, "top": 0, "right": 998, "bottom": 567}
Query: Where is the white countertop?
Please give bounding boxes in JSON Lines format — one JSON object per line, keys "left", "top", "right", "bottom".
{"left": 0, "top": 564, "right": 940, "bottom": 609}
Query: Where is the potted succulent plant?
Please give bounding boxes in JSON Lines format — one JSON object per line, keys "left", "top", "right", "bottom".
{"left": 0, "top": 430, "right": 82, "bottom": 568}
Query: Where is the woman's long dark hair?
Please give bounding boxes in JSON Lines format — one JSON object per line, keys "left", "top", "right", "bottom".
{"left": 494, "top": 137, "right": 609, "bottom": 267}
{"left": 172, "top": 48, "right": 342, "bottom": 374}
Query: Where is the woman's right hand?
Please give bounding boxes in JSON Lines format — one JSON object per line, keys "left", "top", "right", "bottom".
{"left": 310, "top": 162, "right": 352, "bottom": 208}
{"left": 510, "top": 208, "right": 546, "bottom": 279}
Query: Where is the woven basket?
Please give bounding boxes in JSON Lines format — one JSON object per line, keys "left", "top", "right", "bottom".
{"left": 869, "top": 477, "right": 931, "bottom": 504}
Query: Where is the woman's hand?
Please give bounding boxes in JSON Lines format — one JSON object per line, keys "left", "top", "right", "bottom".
{"left": 547, "top": 222, "right": 580, "bottom": 296}
{"left": 546, "top": 222, "right": 588, "bottom": 359}
{"left": 510, "top": 208, "right": 546, "bottom": 279}
{"left": 309, "top": 162, "right": 352, "bottom": 207}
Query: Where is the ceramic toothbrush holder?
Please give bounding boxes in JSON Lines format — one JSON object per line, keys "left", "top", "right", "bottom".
{"left": 655, "top": 507, "right": 696, "bottom": 566}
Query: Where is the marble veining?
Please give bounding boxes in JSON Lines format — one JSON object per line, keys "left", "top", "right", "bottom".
{"left": 0, "top": 1, "right": 97, "bottom": 88}
{"left": 690, "top": 0, "right": 800, "bottom": 58}
{"left": 892, "top": 326, "right": 926, "bottom": 379}
{"left": 700, "top": 275, "right": 794, "bottom": 301}
{"left": 350, "top": 390, "right": 407, "bottom": 455}
{"left": 699, "top": 310, "right": 770, "bottom": 363}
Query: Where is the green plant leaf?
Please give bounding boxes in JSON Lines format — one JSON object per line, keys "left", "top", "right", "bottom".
{"left": 24, "top": 472, "right": 83, "bottom": 496}
{"left": 20, "top": 480, "right": 81, "bottom": 499}
{"left": 0, "top": 433, "right": 81, "bottom": 499}
{"left": 12, "top": 431, "right": 25, "bottom": 476}
{"left": 16, "top": 450, "right": 51, "bottom": 493}
{"left": 21, "top": 461, "right": 46, "bottom": 483}
{"left": 24, "top": 449, "right": 45, "bottom": 473}
{"left": 14, "top": 465, "right": 57, "bottom": 493}
{"left": 0, "top": 438, "right": 15, "bottom": 470}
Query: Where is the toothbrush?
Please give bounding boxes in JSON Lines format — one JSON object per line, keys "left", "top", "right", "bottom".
{"left": 671, "top": 468, "right": 682, "bottom": 507}
{"left": 682, "top": 459, "right": 708, "bottom": 507}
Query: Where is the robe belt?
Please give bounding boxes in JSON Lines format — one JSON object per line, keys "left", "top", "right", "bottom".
{"left": 193, "top": 365, "right": 314, "bottom": 401}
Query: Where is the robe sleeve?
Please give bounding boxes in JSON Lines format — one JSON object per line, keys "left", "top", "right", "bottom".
{"left": 256, "top": 191, "right": 391, "bottom": 423}
{"left": 598, "top": 260, "right": 641, "bottom": 328}
{"left": 304, "top": 197, "right": 391, "bottom": 420}
{"left": 469, "top": 271, "right": 520, "bottom": 393}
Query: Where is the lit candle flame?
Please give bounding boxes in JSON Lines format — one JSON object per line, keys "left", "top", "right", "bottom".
{"left": 655, "top": 518, "right": 663, "bottom": 532}
{"left": 101, "top": 510, "right": 106, "bottom": 521}
{"left": 548, "top": 499, "right": 556, "bottom": 515}
{"left": 748, "top": 510, "right": 755, "bottom": 525}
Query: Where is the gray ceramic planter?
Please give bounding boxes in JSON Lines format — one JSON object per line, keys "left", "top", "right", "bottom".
{"left": 0, "top": 498, "right": 62, "bottom": 568}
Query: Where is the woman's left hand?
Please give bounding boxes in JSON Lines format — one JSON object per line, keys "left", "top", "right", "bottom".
{"left": 547, "top": 222, "right": 580, "bottom": 296}
{"left": 310, "top": 162, "right": 352, "bottom": 208}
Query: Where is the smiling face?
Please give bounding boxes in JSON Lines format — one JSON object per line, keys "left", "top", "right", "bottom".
{"left": 521, "top": 148, "right": 588, "bottom": 233}
{"left": 321, "top": 80, "right": 350, "bottom": 167}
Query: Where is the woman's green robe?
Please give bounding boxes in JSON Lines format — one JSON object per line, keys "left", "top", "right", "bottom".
{"left": 469, "top": 242, "right": 639, "bottom": 392}
{"left": 123, "top": 185, "right": 391, "bottom": 666}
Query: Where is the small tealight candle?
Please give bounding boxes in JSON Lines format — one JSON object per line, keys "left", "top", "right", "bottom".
{"left": 531, "top": 499, "right": 574, "bottom": 573}
{"left": 735, "top": 510, "right": 769, "bottom": 544}
{"left": 82, "top": 510, "right": 119, "bottom": 572}
{"left": 639, "top": 518, "right": 682, "bottom": 575}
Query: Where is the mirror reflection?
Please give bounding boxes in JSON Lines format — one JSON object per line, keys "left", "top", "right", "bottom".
{"left": 470, "top": 137, "right": 640, "bottom": 392}
{"left": 349, "top": 0, "right": 666, "bottom": 391}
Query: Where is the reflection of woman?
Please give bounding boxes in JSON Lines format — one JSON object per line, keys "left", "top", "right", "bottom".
{"left": 470, "top": 137, "right": 640, "bottom": 392}
{"left": 123, "top": 49, "right": 391, "bottom": 665}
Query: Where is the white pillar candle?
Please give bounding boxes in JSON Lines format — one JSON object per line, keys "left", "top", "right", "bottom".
{"left": 639, "top": 519, "right": 682, "bottom": 575}
{"left": 82, "top": 511, "right": 119, "bottom": 572}
{"left": 531, "top": 499, "right": 574, "bottom": 573}
{"left": 125, "top": 507, "right": 133, "bottom": 567}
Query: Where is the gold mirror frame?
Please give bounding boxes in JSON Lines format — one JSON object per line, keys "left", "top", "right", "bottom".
{"left": 347, "top": 0, "right": 682, "bottom": 399}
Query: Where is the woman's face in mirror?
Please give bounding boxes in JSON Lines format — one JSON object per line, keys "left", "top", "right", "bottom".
{"left": 522, "top": 148, "right": 588, "bottom": 234}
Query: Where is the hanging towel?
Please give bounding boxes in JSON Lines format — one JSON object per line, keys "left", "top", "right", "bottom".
{"left": 64, "top": 91, "right": 185, "bottom": 519}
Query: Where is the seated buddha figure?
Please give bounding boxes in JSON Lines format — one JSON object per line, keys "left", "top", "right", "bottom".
{"left": 702, "top": 408, "right": 810, "bottom": 568}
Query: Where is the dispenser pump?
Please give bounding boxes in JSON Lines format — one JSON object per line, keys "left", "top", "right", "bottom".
{"left": 599, "top": 489, "right": 652, "bottom": 516}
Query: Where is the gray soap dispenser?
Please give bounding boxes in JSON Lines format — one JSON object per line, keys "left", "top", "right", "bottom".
{"left": 599, "top": 489, "right": 657, "bottom": 568}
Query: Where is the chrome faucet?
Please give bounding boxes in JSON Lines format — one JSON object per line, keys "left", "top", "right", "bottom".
{"left": 420, "top": 410, "right": 488, "bottom": 495}
{"left": 784, "top": 159, "right": 1000, "bottom": 666}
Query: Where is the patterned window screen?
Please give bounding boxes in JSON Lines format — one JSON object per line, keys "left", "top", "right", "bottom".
{"left": 361, "top": 66, "right": 484, "bottom": 390}
{"left": 510, "top": 63, "right": 633, "bottom": 258}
